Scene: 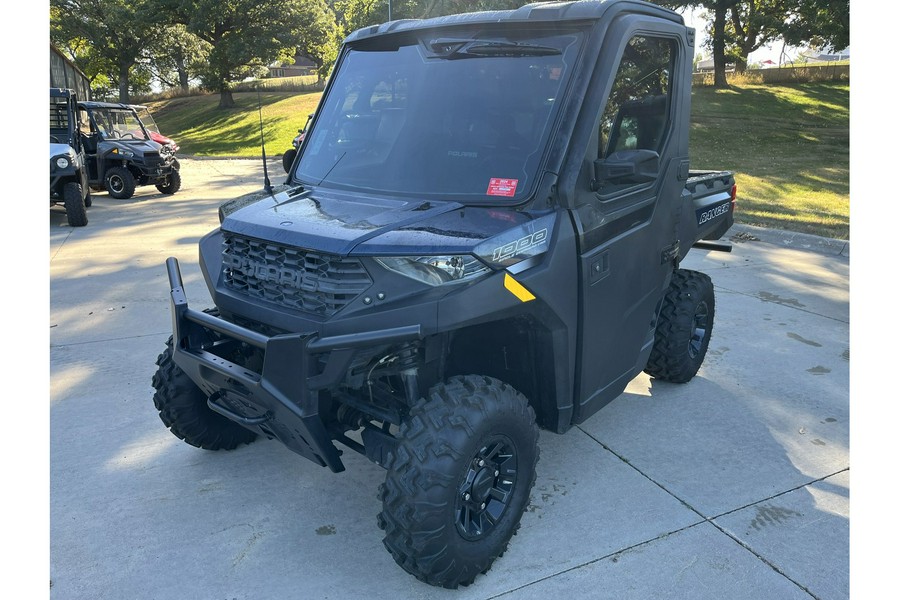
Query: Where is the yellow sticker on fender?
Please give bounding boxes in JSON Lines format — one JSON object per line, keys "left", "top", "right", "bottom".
{"left": 504, "top": 273, "right": 536, "bottom": 303}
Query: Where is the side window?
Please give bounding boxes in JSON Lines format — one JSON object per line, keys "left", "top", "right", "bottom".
{"left": 598, "top": 36, "right": 675, "bottom": 160}
{"left": 78, "top": 108, "right": 92, "bottom": 136}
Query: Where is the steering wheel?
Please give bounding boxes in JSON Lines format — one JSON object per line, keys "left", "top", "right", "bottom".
{"left": 120, "top": 132, "right": 136, "bottom": 140}
{"left": 50, "top": 135, "right": 60, "bottom": 143}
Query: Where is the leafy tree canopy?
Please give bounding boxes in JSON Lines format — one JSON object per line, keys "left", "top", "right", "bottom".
{"left": 652, "top": 1, "right": 848, "bottom": 84}
{"left": 51, "top": 0, "right": 162, "bottom": 102}
{"left": 163, "top": 0, "right": 336, "bottom": 107}
{"left": 782, "top": 0, "right": 849, "bottom": 51}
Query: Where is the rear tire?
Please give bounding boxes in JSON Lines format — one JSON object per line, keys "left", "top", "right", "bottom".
{"left": 156, "top": 169, "right": 181, "bottom": 194}
{"left": 378, "top": 375, "right": 539, "bottom": 588}
{"left": 105, "top": 166, "right": 136, "bottom": 199}
{"left": 63, "top": 181, "right": 88, "bottom": 227}
{"left": 151, "top": 336, "right": 257, "bottom": 450}
{"left": 644, "top": 269, "right": 715, "bottom": 383}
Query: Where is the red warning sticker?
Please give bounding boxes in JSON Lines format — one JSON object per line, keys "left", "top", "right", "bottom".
{"left": 486, "top": 178, "right": 519, "bottom": 197}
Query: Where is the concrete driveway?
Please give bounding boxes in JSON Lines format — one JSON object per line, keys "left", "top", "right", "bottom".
{"left": 49, "top": 158, "right": 849, "bottom": 599}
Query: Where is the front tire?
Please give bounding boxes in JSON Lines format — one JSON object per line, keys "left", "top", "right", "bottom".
{"left": 156, "top": 169, "right": 182, "bottom": 194}
{"left": 63, "top": 181, "right": 88, "bottom": 227}
{"left": 151, "top": 337, "right": 257, "bottom": 450}
{"left": 644, "top": 269, "right": 715, "bottom": 383}
{"left": 105, "top": 166, "right": 136, "bottom": 199}
{"left": 378, "top": 375, "right": 539, "bottom": 588}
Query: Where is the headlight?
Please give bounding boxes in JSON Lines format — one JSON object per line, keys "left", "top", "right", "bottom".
{"left": 375, "top": 255, "right": 491, "bottom": 286}
{"left": 55, "top": 157, "right": 69, "bottom": 169}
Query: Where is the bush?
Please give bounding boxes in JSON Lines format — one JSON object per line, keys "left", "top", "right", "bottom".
{"left": 692, "top": 63, "right": 849, "bottom": 87}
{"left": 233, "top": 75, "right": 324, "bottom": 93}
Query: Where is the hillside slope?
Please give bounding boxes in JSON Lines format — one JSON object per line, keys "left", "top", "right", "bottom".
{"left": 690, "top": 82, "right": 848, "bottom": 240}
{"left": 147, "top": 82, "right": 849, "bottom": 239}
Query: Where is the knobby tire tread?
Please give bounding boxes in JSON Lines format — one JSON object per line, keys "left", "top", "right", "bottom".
{"left": 644, "top": 269, "right": 715, "bottom": 383}
{"left": 151, "top": 336, "right": 257, "bottom": 451}
{"left": 377, "top": 375, "right": 539, "bottom": 588}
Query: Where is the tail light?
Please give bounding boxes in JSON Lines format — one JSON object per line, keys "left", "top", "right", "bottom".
{"left": 730, "top": 183, "right": 737, "bottom": 211}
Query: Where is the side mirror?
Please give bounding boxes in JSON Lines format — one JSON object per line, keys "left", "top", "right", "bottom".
{"left": 592, "top": 149, "right": 660, "bottom": 191}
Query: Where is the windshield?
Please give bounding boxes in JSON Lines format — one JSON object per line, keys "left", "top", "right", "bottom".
{"left": 295, "top": 29, "right": 583, "bottom": 203}
{"left": 92, "top": 108, "right": 150, "bottom": 141}
{"left": 134, "top": 107, "right": 161, "bottom": 135}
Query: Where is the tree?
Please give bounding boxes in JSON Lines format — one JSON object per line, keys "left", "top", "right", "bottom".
{"left": 782, "top": 0, "right": 849, "bottom": 52}
{"left": 145, "top": 25, "right": 211, "bottom": 92}
{"left": 657, "top": 1, "right": 849, "bottom": 84}
{"left": 656, "top": 1, "right": 740, "bottom": 87}
{"left": 165, "top": 0, "right": 335, "bottom": 108}
{"left": 51, "top": 0, "right": 161, "bottom": 102}
{"left": 292, "top": 0, "right": 342, "bottom": 81}
{"left": 726, "top": 0, "right": 789, "bottom": 72}
{"left": 332, "top": 0, "right": 384, "bottom": 33}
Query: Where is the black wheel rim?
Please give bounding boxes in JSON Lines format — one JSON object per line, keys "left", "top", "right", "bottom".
{"left": 689, "top": 300, "right": 709, "bottom": 359}
{"left": 455, "top": 436, "right": 517, "bottom": 540}
{"left": 109, "top": 175, "right": 124, "bottom": 193}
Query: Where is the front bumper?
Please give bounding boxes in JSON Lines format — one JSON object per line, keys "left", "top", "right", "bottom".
{"left": 165, "top": 257, "right": 421, "bottom": 472}
{"left": 135, "top": 157, "right": 177, "bottom": 181}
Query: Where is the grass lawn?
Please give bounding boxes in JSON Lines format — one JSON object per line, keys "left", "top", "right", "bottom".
{"left": 146, "top": 81, "right": 849, "bottom": 240}
{"left": 145, "top": 91, "right": 322, "bottom": 158}
{"left": 690, "top": 82, "right": 849, "bottom": 240}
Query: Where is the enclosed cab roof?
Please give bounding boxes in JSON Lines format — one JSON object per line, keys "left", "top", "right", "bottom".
{"left": 344, "top": 0, "right": 682, "bottom": 43}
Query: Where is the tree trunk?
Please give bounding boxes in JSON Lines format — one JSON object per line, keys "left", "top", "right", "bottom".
{"left": 118, "top": 62, "right": 131, "bottom": 103}
{"left": 712, "top": 4, "right": 729, "bottom": 88}
{"left": 219, "top": 89, "right": 235, "bottom": 109}
{"left": 312, "top": 60, "right": 324, "bottom": 85}
{"left": 176, "top": 54, "right": 190, "bottom": 91}
{"left": 729, "top": 1, "right": 754, "bottom": 75}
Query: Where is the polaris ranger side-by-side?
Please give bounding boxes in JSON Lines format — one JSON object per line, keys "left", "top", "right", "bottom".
{"left": 77, "top": 101, "right": 181, "bottom": 199}
{"left": 152, "top": 0, "right": 736, "bottom": 588}
{"left": 50, "top": 88, "right": 91, "bottom": 227}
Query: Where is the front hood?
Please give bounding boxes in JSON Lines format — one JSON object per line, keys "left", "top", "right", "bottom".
{"left": 97, "top": 139, "right": 162, "bottom": 156}
{"left": 221, "top": 187, "right": 535, "bottom": 256}
{"left": 50, "top": 143, "right": 75, "bottom": 160}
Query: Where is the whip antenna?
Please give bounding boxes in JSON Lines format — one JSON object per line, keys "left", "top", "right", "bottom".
{"left": 256, "top": 85, "right": 273, "bottom": 194}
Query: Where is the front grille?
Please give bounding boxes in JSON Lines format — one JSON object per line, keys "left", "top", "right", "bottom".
{"left": 222, "top": 233, "right": 372, "bottom": 316}
{"left": 143, "top": 152, "right": 162, "bottom": 168}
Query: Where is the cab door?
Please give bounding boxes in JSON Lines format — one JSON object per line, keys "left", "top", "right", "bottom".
{"left": 77, "top": 107, "right": 101, "bottom": 181}
{"left": 571, "top": 25, "right": 691, "bottom": 423}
